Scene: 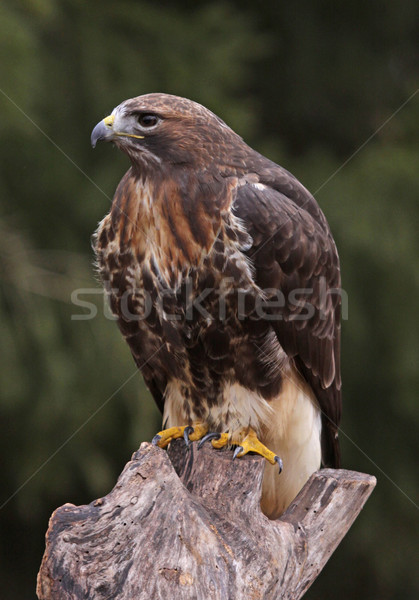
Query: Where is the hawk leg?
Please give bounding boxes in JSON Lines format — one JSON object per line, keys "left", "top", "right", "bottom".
{"left": 152, "top": 422, "right": 208, "bottom": 449}
{"left": 199, "top": 428, "right": 282, "bottom": 473}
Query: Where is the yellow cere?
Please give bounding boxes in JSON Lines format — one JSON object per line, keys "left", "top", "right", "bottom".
{"left": 103, "top": 114, "right": 144, "bottom": 140}
{"left": 103, "top": 114, "right": 115, "bottom": 127}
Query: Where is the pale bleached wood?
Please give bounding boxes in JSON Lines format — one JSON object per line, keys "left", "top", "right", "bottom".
{"left": 37, "top": 439, "right": 376, "bottom": 600}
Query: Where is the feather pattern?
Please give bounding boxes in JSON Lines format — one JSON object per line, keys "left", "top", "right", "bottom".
{"left": 93, "top": 93, "right": 342, "bottom": 515}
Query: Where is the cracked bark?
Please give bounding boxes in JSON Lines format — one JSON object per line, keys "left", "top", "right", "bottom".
{"left": 37, "top": 439, "right": 376, "bottom": 600}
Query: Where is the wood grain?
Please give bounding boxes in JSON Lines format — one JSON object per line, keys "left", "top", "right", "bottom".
{"left": 37, "top": 440, "right": 376, "bottom": 600}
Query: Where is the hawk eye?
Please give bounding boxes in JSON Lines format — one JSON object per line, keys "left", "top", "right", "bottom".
{"left": 137, "top": 113, "right": 159, "bottom": 128}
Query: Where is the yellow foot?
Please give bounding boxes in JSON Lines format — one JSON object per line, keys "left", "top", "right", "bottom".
{"left": 152, "top": 422, "right": 208, "bottom": 449}
{"left": 197, "top": 431, "right": 229, "bottom": 449}
{"left": 233, "top": 429, "right": 282, "bottom": 470}
{"left": 198, "top": 428, "right": 282, "bottom": 473}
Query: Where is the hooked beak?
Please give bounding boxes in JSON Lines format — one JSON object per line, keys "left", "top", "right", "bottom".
{"left": 91, "top": 115, "right": 115, "bottom": 148}
{"left": 91, "top": 113, "right": 145, "bottom": 148}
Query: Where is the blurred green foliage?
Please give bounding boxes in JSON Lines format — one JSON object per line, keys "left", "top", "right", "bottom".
{"left": 0, "top": 1, "right": 418, "bottom": 598}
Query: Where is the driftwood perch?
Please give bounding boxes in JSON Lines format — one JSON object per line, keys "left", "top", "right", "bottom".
{"left": 37, "top": 440, "right": 376, "bottom": 599}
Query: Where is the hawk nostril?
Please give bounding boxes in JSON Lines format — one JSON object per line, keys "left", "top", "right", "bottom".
{"left": 103, "top": 115, "right": 115, "bottom": 127}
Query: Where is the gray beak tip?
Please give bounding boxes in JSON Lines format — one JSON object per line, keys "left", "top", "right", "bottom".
{"left": 91, "top": 120, "right": 111, "bottom": 148}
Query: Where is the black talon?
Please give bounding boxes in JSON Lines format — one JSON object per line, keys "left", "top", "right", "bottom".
{"left": 183, "top": 426, "right": 194, "bottom": 448}
{"left": 274, "top": 455, "right": 283, "bottom": 474}
{"left": 232, "top": 446, "right": 244, "bottom": 460}
{"left": 151, "top": 434, "right": 162, "bottom": 446}
{"left": 198, "top": 432, "right": 221, "bottom": 449}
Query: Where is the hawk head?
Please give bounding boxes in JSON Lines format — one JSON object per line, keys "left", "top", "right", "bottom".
{"left": 91, "top": 93, "right": 245, "bottom": 172}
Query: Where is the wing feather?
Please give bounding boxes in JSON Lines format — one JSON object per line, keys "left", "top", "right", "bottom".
{"left": 233, "top": 180, "right": 342, "bottom": 467}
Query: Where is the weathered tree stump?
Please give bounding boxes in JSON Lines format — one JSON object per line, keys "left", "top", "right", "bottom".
{"left": 37, "top": 439, "right": 376, "bottom": 600}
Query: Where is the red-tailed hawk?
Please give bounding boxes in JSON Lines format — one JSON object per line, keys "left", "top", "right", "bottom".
{"left": 91, "top": 93, "right": 341, "bottom": 518}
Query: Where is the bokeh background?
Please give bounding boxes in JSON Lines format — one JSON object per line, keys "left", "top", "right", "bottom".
{"left": 1, "top": 1, "right": 418, "bottom": 598}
